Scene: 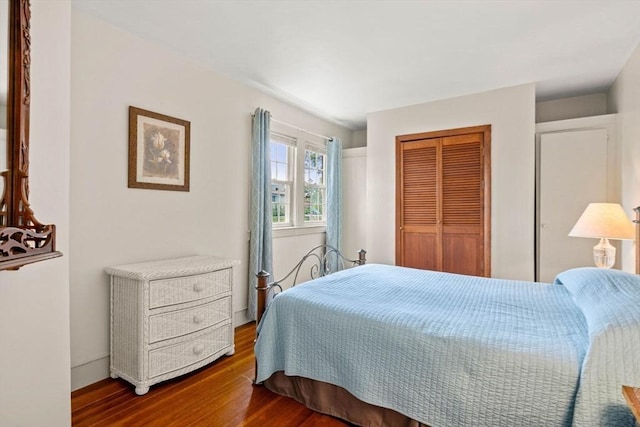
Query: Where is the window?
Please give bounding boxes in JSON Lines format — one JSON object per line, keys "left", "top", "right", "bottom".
{"left": 270, "top": 134, "right": 295, "bottom": 225}
{"left": 304, "top": 148, "right": 326, "bottom": 222}
{"left": 270, "top": 129, "right": 327, "bottom": 229}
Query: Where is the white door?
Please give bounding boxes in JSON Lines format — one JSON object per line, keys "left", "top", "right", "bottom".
{"left": 538, "top": 128, "right": 608, "bottom": 283}
{"left": 342, "top": 148, "right": 367, "bottom": 259}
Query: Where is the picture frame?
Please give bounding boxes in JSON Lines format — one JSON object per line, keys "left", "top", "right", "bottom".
{"left": 128, "top": 106, "right": 190, "bottom": 191}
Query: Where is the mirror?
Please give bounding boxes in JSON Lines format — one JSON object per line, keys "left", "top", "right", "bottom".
{"left": 0, "top": 0, "right": 61, "bottom": 270}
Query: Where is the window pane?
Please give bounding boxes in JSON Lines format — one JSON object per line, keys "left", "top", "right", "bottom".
{"left": 303, "top": 186, "right": 325, "bottom": 222}
{"left": 271, "top": 141, "right": 292, "bottom": 182}
{"left": 277, "top": 144, "right": 287, "bottom": 162}
{"left": 271, "top": 183, "right": 290, "bottom": 224}
{"left": 303, "top": 148, "right": 326, "bottom": 223}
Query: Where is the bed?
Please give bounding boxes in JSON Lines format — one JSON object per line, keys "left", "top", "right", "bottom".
{"left": 254, "top": 210, "right": 640, "bottom": 426}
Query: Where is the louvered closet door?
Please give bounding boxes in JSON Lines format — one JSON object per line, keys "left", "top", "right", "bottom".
{"left": 441, "top": 134, "right": 484, "bottom": 275}
{"left": 397, "top": 139, "right": 439, "bottom": 270}
{"left": 396, "top": 126, "right": 490, "bottom": 277}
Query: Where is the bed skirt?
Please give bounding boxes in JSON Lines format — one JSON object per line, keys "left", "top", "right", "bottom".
{"left": 264, "top": 371, "right": 430, "bottom": 427}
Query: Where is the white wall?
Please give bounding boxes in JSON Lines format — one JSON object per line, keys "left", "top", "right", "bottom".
{"left": 366, "top": 83, "right": 536, "bottom": 280}
{"left": 536, "top": 93, "right": 607, "bottom": 123}
{"left": 349, "top": 129, "right": 367, "bottom": 148}
{"left": 608, "top": 43, "right": 640, "bottom": 273}
{"left": 70, "top": 10, "right": 352, "bottom": 390}
{"left": 0, "top": 1, "right": 71, "bottom": 426}
{"left": 272, "top": 231, "right": 325, "bottom": 290}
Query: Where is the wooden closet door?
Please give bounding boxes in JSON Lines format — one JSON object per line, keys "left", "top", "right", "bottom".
{"left": 441, "top": 134, "right": 485, "bottom": 275}
{"left": 396, "top": 126, "right": 490, "bottom": 277}
{"left": 396, "top": 139, "right": 439, "bottom": 270}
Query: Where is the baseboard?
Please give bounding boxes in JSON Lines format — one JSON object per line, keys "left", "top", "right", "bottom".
{"left": 71, "top": 356, "right": 110, "bottom": 392}
{"left": 234, "top": 308, "right": 252, "bottom": 327}
{"left": 71, "top": 309, "right": 254, "bottom": 392}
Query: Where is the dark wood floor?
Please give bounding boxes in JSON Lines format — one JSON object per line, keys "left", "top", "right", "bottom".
{"left": 72, "top": 322, "right": 350, "bottom": 426}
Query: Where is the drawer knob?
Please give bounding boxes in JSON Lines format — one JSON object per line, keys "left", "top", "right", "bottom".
{"left": 193, "top": 315, "right": 203, "bottom": 324}
{"left": 193, "top": 282, "right": 205, "bottom": 292}
{"left": 193, "top": 344, "right": 205, "bottom": 355}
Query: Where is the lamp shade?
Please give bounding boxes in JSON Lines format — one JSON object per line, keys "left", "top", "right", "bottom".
{"left": 569, "top": 203, "right": 635, "bottom": 240}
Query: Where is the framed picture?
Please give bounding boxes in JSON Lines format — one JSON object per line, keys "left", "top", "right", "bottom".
{"left": 128, "top": 106, "right": 190, "bottom": 191}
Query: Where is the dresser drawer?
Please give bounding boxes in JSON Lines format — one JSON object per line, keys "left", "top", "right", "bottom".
{"left": 149, "top": 269, "right": 231, "bottom": 308}
{"left": 148, "top": 323, "right": 232, "bottom": 378}
{"left": 149, "top": 297, "right": 231, "bottom": 343}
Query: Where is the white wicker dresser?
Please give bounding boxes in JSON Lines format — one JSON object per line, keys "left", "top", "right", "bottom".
{"left": 105, "top": 255, "right": 240, "bottom": 395}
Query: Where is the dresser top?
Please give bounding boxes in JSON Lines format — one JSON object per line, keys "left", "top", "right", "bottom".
{"left": 105, "top": 255, "right": 240, "bottom": 280}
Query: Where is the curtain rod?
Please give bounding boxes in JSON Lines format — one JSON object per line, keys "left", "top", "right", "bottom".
{"left": 251, "top": 113, "right": 333, "bottom": 141}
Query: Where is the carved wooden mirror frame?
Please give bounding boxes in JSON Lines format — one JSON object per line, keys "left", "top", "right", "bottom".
{"left": 0, "top": 0, "right": 61, "bottom": 270}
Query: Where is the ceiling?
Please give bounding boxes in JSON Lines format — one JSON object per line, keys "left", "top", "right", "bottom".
{"left": 71, "top": 0, "right": 640, "bottom": 130}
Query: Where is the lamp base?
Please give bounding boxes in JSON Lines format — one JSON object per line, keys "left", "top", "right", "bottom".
{"left": 593, "top": 238, "right": 615, "bottom": 269}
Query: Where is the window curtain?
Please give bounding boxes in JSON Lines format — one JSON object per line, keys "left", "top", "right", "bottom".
{"left": 248, "top": 107, "right": 273, "bottom": 321}
{"left": 326, "top": 137, "right": 342, "bottom": 262}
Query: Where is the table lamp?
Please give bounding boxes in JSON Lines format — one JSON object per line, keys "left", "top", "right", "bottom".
{"left": 569, "top": 203, "right": 635, "bottom": 268}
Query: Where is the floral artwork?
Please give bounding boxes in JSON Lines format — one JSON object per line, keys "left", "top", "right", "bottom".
{"left": 143, "top": 124, "right": 180, "bottom": 180}
{"left": 128, "top": 107, "right": 190, "bottom": 191}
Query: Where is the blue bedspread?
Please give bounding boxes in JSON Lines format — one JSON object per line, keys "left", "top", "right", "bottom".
{"left": 256, "top": 264, "right": 595, "bottom": 426}
{"left": 554, "top": 267, "right": 640, "bottom": 426}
